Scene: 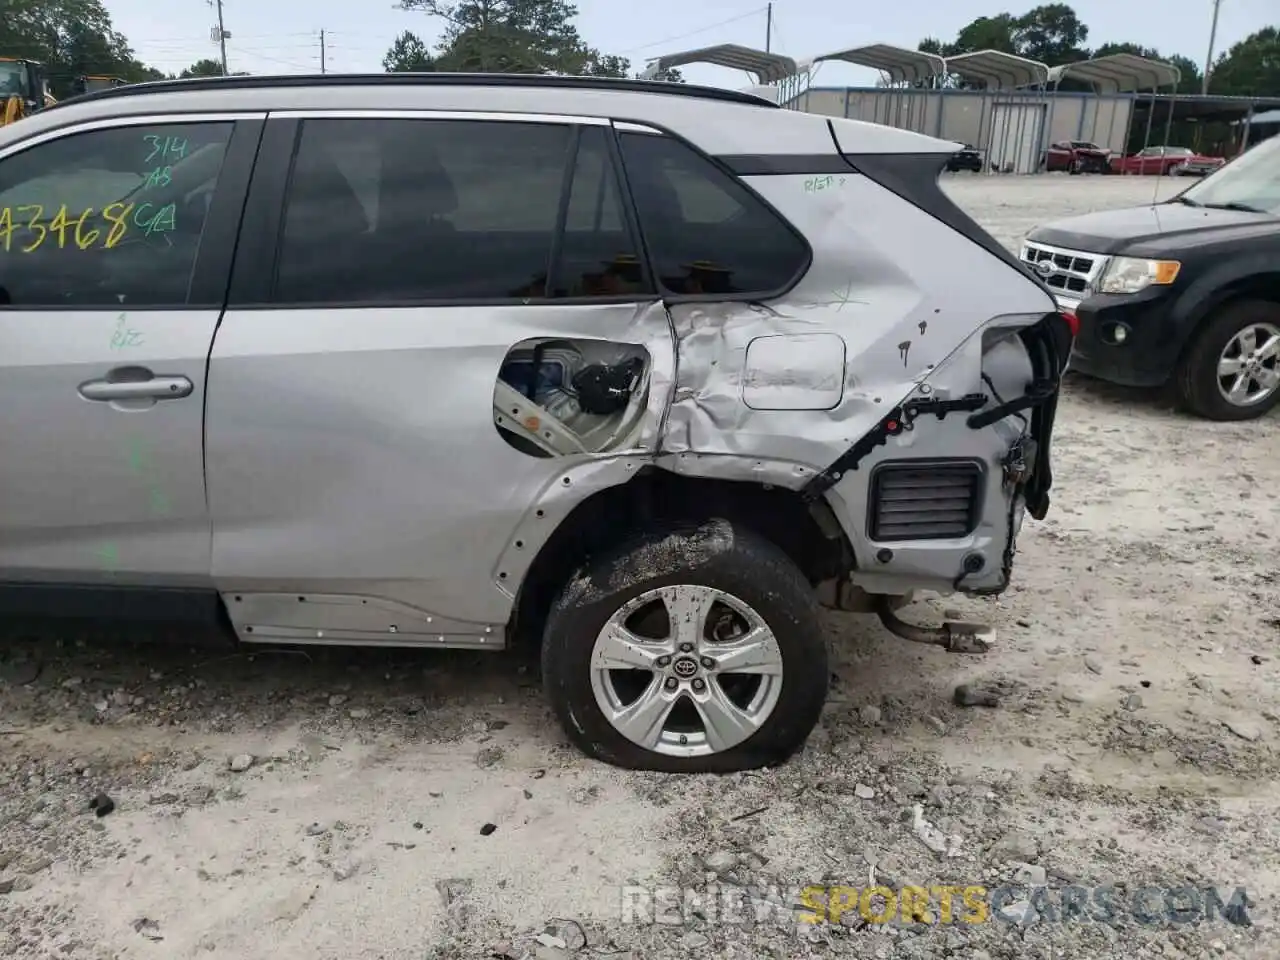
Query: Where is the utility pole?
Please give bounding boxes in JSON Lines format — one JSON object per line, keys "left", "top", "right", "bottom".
{"left": 765, "top": 2, "right": 772, "bottom": 54}
{"left": 210, "top": 0, "right": 230, "bottom": 76}
{"left": 320, "top": 30, "right": 327, "bottom": 74}
{"left": 1202, "top": 0, "right": 1221, "bottom": 95}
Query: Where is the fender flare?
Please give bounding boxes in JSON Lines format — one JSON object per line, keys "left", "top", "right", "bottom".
{"left": 1169, "top": 258, "right": 1280, "bottom": 341}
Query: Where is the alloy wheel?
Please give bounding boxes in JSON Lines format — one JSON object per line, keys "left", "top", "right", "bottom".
{"left": 588, "top": 584, "right": 785, "bottom": 758}
{"left": 1216, "top": 322, "right": 1280, "bottom": 408}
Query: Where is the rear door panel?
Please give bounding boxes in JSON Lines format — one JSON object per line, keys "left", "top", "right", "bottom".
{"left": 205, "top": 112, "right": 677, "bottom": 641}
{"left": 206, "top": 301, "right": 674, "bottom": 630}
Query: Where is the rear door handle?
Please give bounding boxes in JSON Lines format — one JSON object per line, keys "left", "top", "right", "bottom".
{"left": 79, "top": 376, "right": 193, "bottom": 402}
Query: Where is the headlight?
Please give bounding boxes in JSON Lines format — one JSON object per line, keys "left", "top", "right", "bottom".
{"left": 1097, "top": 256, "right": 1181, "bottom": 295}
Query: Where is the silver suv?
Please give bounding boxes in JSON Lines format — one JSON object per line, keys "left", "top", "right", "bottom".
{"left": 0, "top": 74, "right": 1072, "bottom": 772}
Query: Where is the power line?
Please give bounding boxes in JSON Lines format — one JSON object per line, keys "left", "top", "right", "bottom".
{"left": 617, "top": 7, "right": 768, "bottom": 57}
{"left": 228, "top": 46, "right": 316, "bottom": 71}
{"left": 131, "top": 31, "right": 317, "bottom": 43}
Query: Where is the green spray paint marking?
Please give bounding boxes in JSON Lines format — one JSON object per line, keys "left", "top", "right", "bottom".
{"left": 149, "top": 489, "right": 171, "bottom": 517}
{"left": 126, "top": 437, "right": 172, "bottom": 517}
{"left": 110, "top": 313, "right": 143, "bottom": 350}
{"left": 128, "top": 437, "right": 149, "bottom": 474}
{"left": 94, "top": 543, "right": 121, "bottom": 571}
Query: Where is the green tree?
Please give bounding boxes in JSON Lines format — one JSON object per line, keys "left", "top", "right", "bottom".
{"left": 0, "top": 0, "right": 162, "bottom": 96}
{"left": 642, "top": 66, "right": 684, "bottom": 82}
{"left": 1208, "top": 27, "right": 1280, "bottom": 97}
{"left": 918, "top": 37, "right": 952, "bottom": 57}
{"left": 1012, "top": 3, "right": 1088, "bottom": 65}
{"left": 397, "top": 0, "right": 627, "bottom": 75}
{"left": 921, "top": 5, "right": 1087, "bottom": 64}
{"left": 956, "top": 14, "right": 1018, "bottom": 54}
{"left": 179, "top": 58, "right": 227, "bottom": 79}
{"left": 383, "top": 30, "right": 436, "bottom": 71}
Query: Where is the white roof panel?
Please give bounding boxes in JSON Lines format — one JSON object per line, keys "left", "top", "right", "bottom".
{"left": 1048, "top": 53, "right": 1181, "bottom": 92}
{"left": 643, "top": 44, "right": 798, "bottom": 85}
{"left": 945, "top": 49, "right": 1049, "bottom": 89}
{"left": 813, "top": 43, "right": 946, "bottom": 84}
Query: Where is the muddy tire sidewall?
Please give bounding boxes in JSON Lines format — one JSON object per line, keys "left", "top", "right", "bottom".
{"left": 540, "top": 520, "right": 830, "bottom": 773}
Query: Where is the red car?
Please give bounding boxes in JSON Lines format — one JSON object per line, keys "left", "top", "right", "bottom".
{"left": 1043, "top": 140, "right": 1111, "bottom": 173}
{"left": 1110, "top": 146, "right": 1226, "bottom": 176}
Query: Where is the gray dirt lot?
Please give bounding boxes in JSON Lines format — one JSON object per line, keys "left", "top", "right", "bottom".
{"left": 1, "top": 174, "right": 1277, "bottom": 960}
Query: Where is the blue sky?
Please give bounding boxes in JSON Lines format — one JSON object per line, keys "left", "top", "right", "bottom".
{"left": 107, "top": 0, "right": 1274, "bottom": 88}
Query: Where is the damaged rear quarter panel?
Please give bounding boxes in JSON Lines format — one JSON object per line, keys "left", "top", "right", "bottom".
{"left": 656, "top": 169, "right": 1054, "bottom": 486}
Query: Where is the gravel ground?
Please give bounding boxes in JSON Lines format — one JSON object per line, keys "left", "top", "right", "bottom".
{"left": 2, "top": 173, "right": 1278, "bottom": 960}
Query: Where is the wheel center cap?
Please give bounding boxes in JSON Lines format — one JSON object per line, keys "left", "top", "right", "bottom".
{"left": 672, "top": 657, "right": 698, "bottom": 679}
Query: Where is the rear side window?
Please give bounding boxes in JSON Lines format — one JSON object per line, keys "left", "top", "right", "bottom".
{"left": 553, "top": 126, "right": 649, "bottom": 299}
{"left": 0, "top": 122, "right": 233, "bottom": 307}
{"left": 619, "top": 132, "right": 808, "bottom": 296}
{"left": 273, "top": 118, "right": 650, "bottom": 304}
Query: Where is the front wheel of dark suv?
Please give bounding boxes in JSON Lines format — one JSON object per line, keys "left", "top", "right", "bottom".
{"left": 1176, "top": 300, "right": 1280, "bottom": 421}
{"left": 540, "top": 519, "right": 829, "bottom": 773}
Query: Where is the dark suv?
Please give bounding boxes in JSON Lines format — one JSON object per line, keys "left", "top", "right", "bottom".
{"left": 1024, "top": 135, "right": 1279, "bottom": 420}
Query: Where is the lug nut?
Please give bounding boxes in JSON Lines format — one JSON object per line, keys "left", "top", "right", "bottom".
{"left": 692, "top": 679, "right": 706, "bottom": 692}
{"left": 656, "top": 655, "right": 671, "bottom": 667}
{"left": 665, "top": 677, "right": 678, "bottom": 691}
{"left": 700, "top": 657, "right": 715, "bottom": 670}
{"left": 679, "top": 642, "right": 694, "bottom": 653}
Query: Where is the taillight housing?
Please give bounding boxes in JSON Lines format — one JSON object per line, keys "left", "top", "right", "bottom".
{"left": 1059, "top": 311, "right": 1080, "bottom": 337}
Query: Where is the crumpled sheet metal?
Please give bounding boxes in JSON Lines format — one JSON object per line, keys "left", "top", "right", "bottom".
{"left": 654, "top": 169, "right": 1055, "bottom": 489}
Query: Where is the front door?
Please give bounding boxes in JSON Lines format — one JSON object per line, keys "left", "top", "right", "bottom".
{"left": 205, "top": 111, "right": 677, "bottom": 642}
{"left": 0, "top": 115, "right": 262, "bottom": 583}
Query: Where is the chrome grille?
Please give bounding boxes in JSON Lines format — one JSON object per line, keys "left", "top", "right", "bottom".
{"left": 1021, "top": 240, "right": 1107, "bottom": 301}
{"left": 868, "top": 461, "right": 983, "bottom": 542}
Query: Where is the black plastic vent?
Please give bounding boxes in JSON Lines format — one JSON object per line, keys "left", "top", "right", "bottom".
{"left": 868, "top": 460, "right": 983, "bottom": 542}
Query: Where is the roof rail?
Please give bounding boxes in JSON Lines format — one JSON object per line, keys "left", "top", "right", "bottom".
{"left": 49, "top": 72, "right": 780, "bottom": 110}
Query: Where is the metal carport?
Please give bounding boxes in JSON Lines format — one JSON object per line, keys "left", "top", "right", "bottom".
{"left": 1046, "top": 53, "right": 1181, "bottom": 172}
{"left": 809, "top": 43, "right": 946, "bottom": 132}
{"left": 639, "top": 43, "right": 798, "bottom": 85}
{"left": 944, "top": 50, "right": 1051, "bottom": 174}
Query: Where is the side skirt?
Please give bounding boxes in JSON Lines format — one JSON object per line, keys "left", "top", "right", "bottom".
{"left": 0, "top": 582, "right": 234, "bottom": 645}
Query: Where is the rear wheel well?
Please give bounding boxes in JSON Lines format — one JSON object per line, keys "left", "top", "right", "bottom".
{"left": 508, "top": 468, "right": 852, "bottom": 648}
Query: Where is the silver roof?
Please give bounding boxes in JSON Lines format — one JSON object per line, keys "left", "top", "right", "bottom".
{"left": 641, "top": 44, "right": 799, "bottom": 85}
{"left": 0, "top": 75, "right": 941, "bottom": 158}
{"left": 1048, "top": 53, "right": 1181, "bottom": 92}
{"left": 812, "top": 43, "right": 946, "bottom": 84}
{"left": 944, "top": 49, "right": 1050, "bottom": 89}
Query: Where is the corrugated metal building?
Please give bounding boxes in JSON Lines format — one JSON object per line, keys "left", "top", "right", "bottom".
{"left": 640, "top": 43, "right": 1269, "bottom": 174}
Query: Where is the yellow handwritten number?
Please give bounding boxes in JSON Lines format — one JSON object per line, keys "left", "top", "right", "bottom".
{"left": 17, "top": 205, "right": 45, "bottom": 252}
{"left": 49, "top": 206, "right": 74, "bottom": 249}
{"left": 74, "top": 209, "right": 100, "bottom": 250}
{"left": 102, "top": 202, "right": 133, "bottom": 249}
{"left": 0, "top": 205, "right": 123, "bottom": 251}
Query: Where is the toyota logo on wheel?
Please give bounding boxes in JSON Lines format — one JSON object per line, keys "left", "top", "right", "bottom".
{"left": 672, "top": 658, "right": 698, "bottom": 678}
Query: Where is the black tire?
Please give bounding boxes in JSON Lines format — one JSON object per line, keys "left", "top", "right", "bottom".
{"left": 540, "top": 519, "right": 829, "bottom": 773}
{"left": 1175, "top": 299, "right": 1280, "bottom": 421}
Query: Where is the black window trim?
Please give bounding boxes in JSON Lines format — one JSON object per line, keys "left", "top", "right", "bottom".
{"left": 230, "top": 109, "right": 662, "bottom": 310}
{"left": 608, "top": 117, "right": 815, "bottom": 305}
{"left": 0, "top": 111, "right": 266, "bottom": 312}
{"left": 543, "top": 124, "right": 582, "bottom": 300}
